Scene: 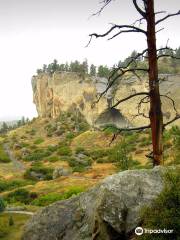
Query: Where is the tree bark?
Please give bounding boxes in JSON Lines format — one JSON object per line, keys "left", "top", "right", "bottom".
{"left": 146, "top": 0, "right": 163, "bottom": 165}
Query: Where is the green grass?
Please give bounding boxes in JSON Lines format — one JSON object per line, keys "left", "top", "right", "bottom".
{"left": 138, "top": 169, "right": 180, "bottom": 240}
{"left": 0, "top": 213, "right": 30, "bottom": 240}
{"left": 33, "top": 138, "right": 44, "bottom": 145}
{"left": 0, "top": 144, "right": 10, "bottom": 163}
{"left": 4, "top": 188, "right": 38, "bottom": 205}
{"left": 32, "top": 186, "right": 85, "bottom": 206}
{"left": 0, "top": 179, "right": 34, "bottom": 193}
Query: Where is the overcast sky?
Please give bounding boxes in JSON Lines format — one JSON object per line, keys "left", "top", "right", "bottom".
{"left": 0, "top": 0, "right": 179, "bottom": 120}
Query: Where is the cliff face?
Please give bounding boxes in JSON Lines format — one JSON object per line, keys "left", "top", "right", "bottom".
{"left": 32, "top": 72, "right": 180, "bottom": 127}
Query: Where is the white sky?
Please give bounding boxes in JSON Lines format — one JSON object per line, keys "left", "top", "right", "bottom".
{"left": 0, "top": 0, "right": 179, "bottom": 120}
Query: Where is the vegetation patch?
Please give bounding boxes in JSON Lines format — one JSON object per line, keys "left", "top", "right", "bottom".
{"left": 0, "top": 179, "right": 34, "bottom": 193}
{"left": 32, "top": 186, "right": 85, "bottom": 206}
{"left": 0, "top": 144, "right": 10, "bottom": 163}
{"left": 24, "top": 162, "right": 53, "bottom": 180}
{"left": 4, "top": 188, "right": 38, "bottom": 205}
{"left": 138, "top": 169, "right": 180, "bottom": 240}
{"left": 24, "top": 148, "right": 52, "bottom": 161}
{"left": 0, "top": 213, "right": 30, "bottom": 239}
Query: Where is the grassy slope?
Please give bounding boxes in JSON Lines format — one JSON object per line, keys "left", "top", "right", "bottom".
{"left": 0, "top": 117, "right": 179, "bottom": 240}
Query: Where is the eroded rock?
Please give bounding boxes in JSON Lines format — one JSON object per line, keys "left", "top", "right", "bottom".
{"left": 22, "top": 167, "right": 168, "bottom": 240}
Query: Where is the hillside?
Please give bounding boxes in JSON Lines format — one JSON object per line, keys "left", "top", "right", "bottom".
{"left": 0, "top": 110, "right": 179, "bottom": 239}
{"left": 0, "top": 62, "right": 180, "bottom": 240}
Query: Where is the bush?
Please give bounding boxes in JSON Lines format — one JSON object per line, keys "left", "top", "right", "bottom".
{"left": 24, "top": 163, "right": 53, "bottom": 180}
{"left": 47, "top": 155, "right": 59, "bottom": 162}
{"left": 0, "top": 179, "right": 34, "bottom": 193}
{"left": 67, "top": 156, "right": 92, "bottom": 172}
{"left": 24, "top": 148, "right": 52, "bottom": 161}
{"left": 29, "top": 128, "right": 36, "bottom": 136}
{"left": 0, "top": 144, "right": 10, "bottom": 163}
{"left": 9, "top": 216, "right": 14, "bottom": 226}
{"left": 0, "top": 198, "right": 5, "bottom": 213}
{"left": 58, "top": 146, "right": 72, "bottom": 156}
{"left": 138, "top": 169, "right": 180, "bottom": 240}
{"left": 109, "top": 141, "right": 141, "bottom": 170}
{"left": 75, "top": 147, "right": 89, "bottom": 155}
{"left": 88, "top": 149, "right": 108, "bottom": 160}
{"left": 33, "top": 138, "right": 44, "bottom": 145}
{"left": 5, "top": 188, "right": 37, "bottom": 204}
{"left": 32, "top": 186, "right": 85, "bottom": 206}
{"left": 0, "top": 221, "right": 8, "bottom": 238}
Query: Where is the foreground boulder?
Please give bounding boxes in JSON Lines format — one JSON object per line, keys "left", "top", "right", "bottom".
{"left": 22, "top": 167, "right": 166, "bottom": 240}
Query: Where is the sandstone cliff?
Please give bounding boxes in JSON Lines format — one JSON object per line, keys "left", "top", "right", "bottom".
{"left": 32, "top": 72, "right": 180, "bottom": 127}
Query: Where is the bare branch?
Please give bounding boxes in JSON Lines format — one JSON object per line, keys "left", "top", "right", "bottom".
{"left": 95, "top": 67, "right": 149, "bottom": 103}
{"left": 112, "top": 92, "right": 149, "bottom": 108}
{"left": 132, "top": 0, "right": 147, "bottom": 18}
{"left": 108, "top": 29, "right": 142, "bottom": 40}
{"left": 160, "top": 95, "right": 178, "bottom": 114}
{"left": 88, "top": 24, "right": 146, "bottom": 43}
{"left": 163, "top": 114, "right": 180, "bottom": 128}
{"left": 117, "top": 125, "right": 150, "bottom": 132}
{"left": 90, "top": 0, "right": 112, "bottom": 17}
{"left": 156, "top": 10, "right": 180, "bottom": 25}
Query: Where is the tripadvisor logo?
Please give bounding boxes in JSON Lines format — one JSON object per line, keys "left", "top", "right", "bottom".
{"left": 135, "top": 227, "right": 144, "bottom": 236}
{"left": 135, "top": 227, "right": 174, "bottom": 235}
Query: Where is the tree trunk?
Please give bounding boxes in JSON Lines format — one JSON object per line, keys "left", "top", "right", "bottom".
{"left": 146, "top": 0, "right": 163, "bottom": 165}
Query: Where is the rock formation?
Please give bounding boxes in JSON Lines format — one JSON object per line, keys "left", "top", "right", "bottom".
{"left": 22, "top": 167, "right": 167, "bottom": 240}
{"left": 32, "top": 72, "right": 180, "bottom": 127}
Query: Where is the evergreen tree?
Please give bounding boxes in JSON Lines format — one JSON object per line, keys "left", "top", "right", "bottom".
{"left": 0, "top": 197, "right": 5, "bottom": 213}
{"left": 97, "top": 65, "right": 110, "bottom": 78}
{"left": 90, "top": 64, "right": 96, "bottom": 76}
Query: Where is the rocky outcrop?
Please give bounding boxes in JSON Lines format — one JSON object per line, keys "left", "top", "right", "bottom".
{"left": 22, "top": 167, "right": 167, "bottom": 240}
{"left": 32, "top": 72, "right": 180, "bottom": 127}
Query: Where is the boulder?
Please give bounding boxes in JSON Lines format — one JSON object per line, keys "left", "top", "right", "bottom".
{"left": 22, "top": 167, "right": 167, "bottom": 240}
{"left": 53, "top": 167, "right": 72, "bottom": 179}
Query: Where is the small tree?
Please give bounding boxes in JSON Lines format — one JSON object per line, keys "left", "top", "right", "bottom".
{"left": 9, "top": 216, "right": 14, "bottom": 226}
{"left": 90, "top": 64, "right": 96, "bottom": 76}
{"left": 88, "top": 0, "right": 180, "bottom": 165}
{"left": 0, "top": 197, "right": 5, "bottom": 213}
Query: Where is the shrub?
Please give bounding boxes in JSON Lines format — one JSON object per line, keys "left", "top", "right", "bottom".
{"left": 9, "top": 216, "right": 14, "bottom": 226}
{"left": 58, "top": 146, "right": 72, "bottom": 156}
{"left": 32, "top": 186, "right": 85, "bottom": 206}
{"left": 0, "top": 179, "right": 34, "bottom": 193}
{"left": 47, "top": 145, "right": 58, "bottom": 152}
{"left": 138, "top": 169, "right": 180, "bottom": 240}
{"left": 75, "top": 147, "right": 89, "bottom": 155}
{"left": 24, "top": 148, "right": 52, "bottom": 161}
{"left": 29, "top": 128, "right": 36, "bottom": 136}
{"left": 109, "top": 141, "right": 141, "bottom": 170}
{"left": 0, "top": 221, "right": 8, "bottom": 238}
{"left": 65, "top": 132, "right": 75, "bottom": 140}
{"left": 88, "top": 149, "right": 108, "bottom": 160}
{"left": 33, "top": 138, "right": 44, "bottom": 145}
{"left": 47, "top": 155, "right": 59, "bottom": 162}
{"left": 24, "top": 163, "right": 53, "bottom": 180}
{"left": 5, "top": 189, "right": 37, "bottom": 204}
{"left": 0, "top": 144, "right": 10, "bottom": 163}
{"left": 67, "top": 156, "right": 92, "bottom": 172}
{"left": 0, "top": 197, "right": 6, "bottom": 213}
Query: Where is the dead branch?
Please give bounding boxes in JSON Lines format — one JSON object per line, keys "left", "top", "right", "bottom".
{"left": 156, "top": 10, "right": 180, "bottom": 25}
{"left": 112, "top": 92, "right": 149, "bottom": 108}
{"left": 160, "top": 95, "right": 178, "bottom": 114}
{"left": 163, "top": 114, "right": 180, "bottom": 128}
{"left": 132, "top": 0, "right": 147, "bottom": 18}
{"left": 87, "top": 24, "right": 146, "bottom": 46}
